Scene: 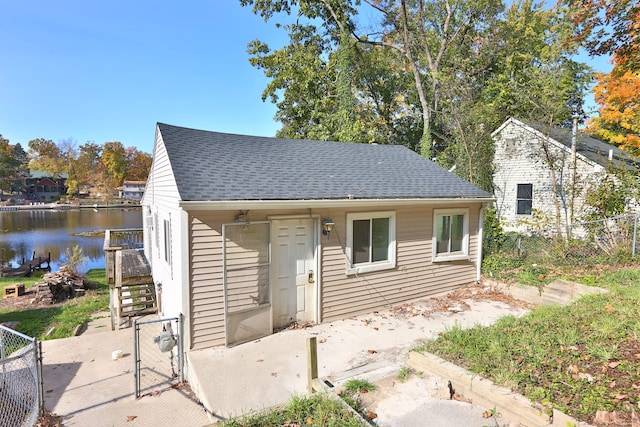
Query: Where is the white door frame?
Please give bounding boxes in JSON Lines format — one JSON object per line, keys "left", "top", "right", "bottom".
{"left": 268, "top": 215, "right": 320, "bottom": 325}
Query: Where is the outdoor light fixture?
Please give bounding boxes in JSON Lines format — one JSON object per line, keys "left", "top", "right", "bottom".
{"left": 322, "top": 219, "right": 335, "bottom": 238}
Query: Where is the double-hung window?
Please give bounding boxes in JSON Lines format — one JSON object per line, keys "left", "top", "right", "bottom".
{"left": 346, "top": 211, "right": 396, "bottom": 274}
{"left": 516, "top": 183, "right": 533, "bottom": 215}
{"left": 433, "top": 208, "right": 469, "bottom": 262}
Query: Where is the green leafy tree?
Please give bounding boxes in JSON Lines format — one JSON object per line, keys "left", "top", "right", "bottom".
{"left": 0, "top": 137, "right": 29, "bottom": 194}
{"left": 101, "top": 141, "right": 127, "bottom": 190}
{"left": 583, "top": 167, "right": 640, "bottom": 220}
{"left": 74, "top": 142, "right": 103, "bottom": 193}
{"left": 28, "top": 138, "right": 65, "bottom": 177}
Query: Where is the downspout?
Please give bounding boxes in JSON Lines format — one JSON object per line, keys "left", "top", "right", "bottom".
{"left": 477, "top": 203, "right": 487, "bottom": 284}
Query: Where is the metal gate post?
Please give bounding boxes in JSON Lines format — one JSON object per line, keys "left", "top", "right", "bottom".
{"left": 178, "top": 314, "right": 184, "bottom": 383}
{"left": 632, "top": 213, "right": 638, "bottom": 258}
{"left": 133, "top": 319, "right": 139, "bottom": 398}
{"left": 36, "top": 339, "right": 45, "bottom": 416}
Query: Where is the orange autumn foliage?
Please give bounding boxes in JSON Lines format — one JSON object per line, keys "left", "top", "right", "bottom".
{"left": 587, "top": 61, "right": 640, "bottom": 156}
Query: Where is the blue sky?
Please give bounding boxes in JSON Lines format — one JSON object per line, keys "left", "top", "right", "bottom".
{"left": 1, "top": 1, "right": 612, "bottom": 155}
{"left": 1, "top": 1, "right": 286, "bottom": 154}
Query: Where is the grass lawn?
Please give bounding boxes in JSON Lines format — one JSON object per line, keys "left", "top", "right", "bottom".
{"left": 0, "top": 269, "right": 109, "bottom": 340}
{"left": 417, "top": 266, "right": 640, "bottom": 425}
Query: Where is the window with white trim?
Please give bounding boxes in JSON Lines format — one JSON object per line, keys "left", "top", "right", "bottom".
{"left": 433, "top": 208, "right": 469, "bottom": 262}
{"left": 346, "top": 211, "right": 396, "bottom": 274}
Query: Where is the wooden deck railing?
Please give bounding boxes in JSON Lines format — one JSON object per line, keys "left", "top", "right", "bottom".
{"left": 104, "top": 228, "right": 144, "bottom": 285}
{"left": 104, "top": 228, "right": 144, "bottom": 250}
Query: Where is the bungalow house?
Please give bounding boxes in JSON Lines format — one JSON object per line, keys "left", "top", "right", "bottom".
{"left": 492, "top": 117, "right": 639, "bottom": 233}
{"left": 141, "top": 123, "right": 494, "bottom": 352}
{"left": 24, "top": 171, "right": 68, "bottom": 201}
{"left": 119, "top": 180, "right": 146, "bottom": 201}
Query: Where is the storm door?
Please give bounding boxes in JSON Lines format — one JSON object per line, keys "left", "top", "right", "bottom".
{"left": 223, "top": 222, "right": 271, "bottom": 346}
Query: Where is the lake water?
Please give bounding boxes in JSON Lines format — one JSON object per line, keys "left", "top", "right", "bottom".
{"left": 0, "top": 208, "right": 143, "bottom": 273}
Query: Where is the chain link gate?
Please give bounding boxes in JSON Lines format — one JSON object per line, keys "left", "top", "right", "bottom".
{"left": 133, "top": 316, "right": 183, "bottom": 398}
{"left": 0, "top": 325, "right": 43, "bottom": 427}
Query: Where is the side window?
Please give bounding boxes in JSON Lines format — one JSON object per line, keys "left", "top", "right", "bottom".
{"left": 346, "top": 211, "right": 396, "bottom": 274}
{"left": 163, "top": 218, "right": 171, "bottom": 265}
{"left": 433, "top": 208, "right": 469, "bottom": 262}
{"left": 154, "top": 213, "right": 159, "bottom": 250}
{"left": 517, "top": 183, "right": 533, "bottom": 215}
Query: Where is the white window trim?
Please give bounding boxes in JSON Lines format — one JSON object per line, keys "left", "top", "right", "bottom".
{"left": 345, "top": 211, "right": 396, "bottom": 275}
{"left": 432, "top": 208, "right": 470, "bottom": 262}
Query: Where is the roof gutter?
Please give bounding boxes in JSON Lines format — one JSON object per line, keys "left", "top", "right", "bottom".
{"left": 178, "top": 197, "right": 496, "bottom": 211}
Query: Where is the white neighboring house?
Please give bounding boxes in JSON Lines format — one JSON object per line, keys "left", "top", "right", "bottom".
{"left": 492, "top": 117, "right": 639, "bottom": 233}
{"left": 119, "top": 180, "right": 146, "bottom": 201}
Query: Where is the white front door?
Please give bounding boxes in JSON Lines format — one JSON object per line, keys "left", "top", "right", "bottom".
{"left": 271, "top": 218, "right": 315, "bottom": 329}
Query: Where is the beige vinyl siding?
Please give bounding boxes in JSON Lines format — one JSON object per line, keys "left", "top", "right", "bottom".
{"left": 189, "top": 210, "right": 308, "bottom": 349}
{"left": 187, "top": 205, "right": 481, "bottom": 349}
{"left": 190, "top": 212, "right": 228, "bottom": 349}
{"left": 320, "top": 205, "right": 479, "bottom": 322}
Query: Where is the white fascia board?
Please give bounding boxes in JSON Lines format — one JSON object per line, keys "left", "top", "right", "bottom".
{"left": 490, "top": 117, "right": 516, "bottom": 138}
{"left": 178, "top": 197, "right": 496, "bottom": 211}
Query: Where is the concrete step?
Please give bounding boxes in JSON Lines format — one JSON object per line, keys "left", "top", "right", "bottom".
{"left": 491, "top": 279, "right": 608, "bottom": 306}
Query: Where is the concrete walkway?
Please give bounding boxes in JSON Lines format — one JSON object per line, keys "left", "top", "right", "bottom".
{"left": 42, "top": 289, "right": 533, "bottom": 426}
{"left": 41, "top": 316, "right": 211, "bottom": 427}
{"left": 188, "top": 295, "right": 531, "bottom": 425}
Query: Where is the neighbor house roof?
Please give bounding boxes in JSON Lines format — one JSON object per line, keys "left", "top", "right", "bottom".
{"left": 494, "top": 118, "right": 640, "bottom": 172}
{"left": 156, "top": 123, "right": 493, "bottom": 202}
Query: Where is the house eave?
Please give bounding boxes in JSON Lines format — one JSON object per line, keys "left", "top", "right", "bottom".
{"left": 178, "top": 197, "right": 496, "bottom": 211}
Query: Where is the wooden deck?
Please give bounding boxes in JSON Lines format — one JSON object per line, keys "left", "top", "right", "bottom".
{"left": 0, "top": 252, "right": 51, "bottom": 277}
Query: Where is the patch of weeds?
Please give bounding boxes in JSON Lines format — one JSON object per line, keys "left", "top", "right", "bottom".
{"left": 220, "top": 393, "right": 364, "bottom": 427}
{"left": 343, "top": 378, "right": 376, "bottom": 393}
{"left": 396, "top": 366, "right": 412, "bottom": 382}
{"left": 516, "top": 264, "right": 551, "bottom": 287}
{"left": 482, "top": 254, "right": 525, "bottom": 277}
{"left": 481, "top": 406, "right": 502, "bottom": 427}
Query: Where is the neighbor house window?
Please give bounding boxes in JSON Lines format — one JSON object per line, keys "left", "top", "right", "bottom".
{"left": 433, "top": 209, "right": 469, "bottom": 262}
{"left": 346, "top": 211, "right": 396, "bottom": 274}
{"left": 517, "top": 183, "right": 533, "bottom": 215}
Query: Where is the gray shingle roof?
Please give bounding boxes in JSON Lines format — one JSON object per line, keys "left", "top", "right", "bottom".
{"left": 157, "top": 123, "right": 492, "bottom": 202}
{"left": 527, "top": 121, "right": 640, "bottom": 172}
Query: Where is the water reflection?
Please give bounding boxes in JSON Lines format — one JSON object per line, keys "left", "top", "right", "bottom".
{"left": 0, "top": 208, "right": 143, "bottom": 273}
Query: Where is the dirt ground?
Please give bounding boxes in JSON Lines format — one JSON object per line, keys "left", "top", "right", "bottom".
{"left": 0, "top": 285, "right": 67, "bottom": 311}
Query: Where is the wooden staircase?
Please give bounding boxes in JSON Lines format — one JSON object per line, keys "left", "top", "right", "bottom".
{"left": 110, "top": 249, "right": 158, "bottom": 329}
{"left": 119, "top": 281, "right": 157, "bottom": 317}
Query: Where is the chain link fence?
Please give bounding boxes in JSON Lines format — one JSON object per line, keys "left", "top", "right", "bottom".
{"left": 485, "top": 214, "right": 639, "bottom": 268}
{"left": 133, "top": 316, "right": 183, "bottom": 398}
{"left": 0, "top": 325, "right": 43, "bottom": 427}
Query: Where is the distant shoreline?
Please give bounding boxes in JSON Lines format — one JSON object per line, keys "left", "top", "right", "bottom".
{"left": 0, "top": 203, "right": 141, "bottom": 212}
